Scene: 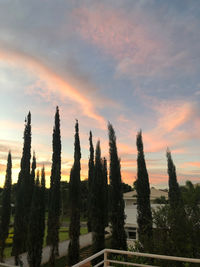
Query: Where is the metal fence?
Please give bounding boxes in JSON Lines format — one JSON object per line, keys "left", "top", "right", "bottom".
{"left": 72, "top": 248, "right": 200, "bottom": 267}
{"left": 0, "top": 263, "right": 17, "bottom": 267}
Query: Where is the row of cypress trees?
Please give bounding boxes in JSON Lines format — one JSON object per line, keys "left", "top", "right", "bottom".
{"left": 2, "top": 107, "right": 198, "bottom": 266}
{"left": 0, "top": 112, "right": 47, "bottom": 266}
{"left": 0, "top": 108, "right": 127, "bottom": 266}
{"left": 67, "top": 122, "right": 127, "bottom": 266}
{"left": 0, "top": 107, "right": 62, "bottom": 266}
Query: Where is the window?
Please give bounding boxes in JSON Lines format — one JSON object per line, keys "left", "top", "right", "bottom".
{"left": 126, "top": 227, "right": 137, "bottom": 240}
{"left": 128, "top": 231, "right": 136, "bottom": 239}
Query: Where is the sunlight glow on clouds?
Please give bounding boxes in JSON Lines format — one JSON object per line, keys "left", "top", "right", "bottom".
{"left": 0, "top": 47, "right": 106, "bottom": 129}
{"left": 1, "top": 0, "right": 200, "bottom": 188}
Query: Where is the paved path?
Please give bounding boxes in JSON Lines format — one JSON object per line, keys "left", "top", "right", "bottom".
{"left": 5, "top": 233, "right": 92, "bottom": 267}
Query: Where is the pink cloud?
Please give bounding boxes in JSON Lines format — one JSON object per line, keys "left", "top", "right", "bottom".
{"left": 188, "top": 162, "right": 200, "bottom": 167}
{"left": 0, "top": 47, "right": 106, "bottom": 129}
{"left": 148, "top": 172, "right": 168, "bottom": 187}
{"left": 140, "top": 99, "right": 195, "bottom": 153}
{"left": 153, "top": 101, "right": 194, "bottom": 133}
{"left": 180, "top": 161, "right": 200, "bottom": 169}
{"left": 121, "top": 159, "right": 137, "bottom": 168}
{"left": 73, "top": 5, "right": 159, "bottom": 66}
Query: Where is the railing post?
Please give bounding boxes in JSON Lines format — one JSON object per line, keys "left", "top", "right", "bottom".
{"left": 104, "top": 249, "right": 108, "bottom": 267}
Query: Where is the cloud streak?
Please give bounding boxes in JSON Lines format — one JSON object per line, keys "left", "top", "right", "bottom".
{"left": 0, "top": 46, "right": 106, "bottom": 129}
{"left": 73, "top": 5, "right": 159, "bottom": 72}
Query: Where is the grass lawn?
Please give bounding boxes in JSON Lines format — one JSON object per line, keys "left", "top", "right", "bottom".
{"left": 4, "top": 226, "right": 88, "bottom": 259}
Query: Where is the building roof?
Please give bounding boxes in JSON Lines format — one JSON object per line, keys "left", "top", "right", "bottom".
{"left": 123, "top": 187, "right": 168, "bottom": 200}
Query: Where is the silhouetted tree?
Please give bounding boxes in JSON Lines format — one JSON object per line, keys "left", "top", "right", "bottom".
{"left": 122, "top": 182, "right": 132, "bottom": 193}
{"left": 91, "top": 141, "right": 105, "bottom": 264}
{"left": 47, "top": 107, "right": 61, "bottom": 266}
{"left": 136, "top": 130, "right": 153, "bottom": 252}
{"left": 108, "top": 122, "right": 127, "bottom": 250}
{"left": 80, "top": 180, "right": 88, "bottom": 219}
{"left": 40, "top": 166, "right": 46, "bottom": 255}
{"left": 12, "top": 112, "right": 32, "bottom": 265}
{"left": 0, "top": 151, "right": 12, "bottom": 262}
{"left": 167, "top": 149, "right": 182, "bottom": 208}
{"left": 181, "top": 181, "right": 200, "bottom": 257}
{"left": 27, "top": 169, "right": 45, "bottom": 267}
{"left": 87, "top": 131, "right": 94, "bottom": 232}
{"left": 68, "top": 120, "right": 81, "bottom": 266}
{"left": 102, "top": 157, "right": 108, "bottom": 228}
{"left": 167, "top": 149, "right": 189, "bottom": 257}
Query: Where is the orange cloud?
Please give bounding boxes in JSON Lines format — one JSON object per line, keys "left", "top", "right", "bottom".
{"left": 121, "top": 170, "right": 135, "bottom": 185}
{"left": 148, "top": 172, "right": 168, "bottom": 187}
{"left": 188, "top": 162, "right": 200, "bottom": 167}
{"left": 121, "top": 159, "right": 137, "bottom": 168}
{"left": 141, "top": 100, "right": 195, "bottom": 153}
{"left": 118, "top": 142, "right": 136, "bottom": 155}
{"left": 180, "top": 161, "right": 200, "bottom": 168}
{"left": 154, "top": 101, "right": 194, "bottom": 133}
{"left": 0, "top": 47, "right": 106, "bottom": 129}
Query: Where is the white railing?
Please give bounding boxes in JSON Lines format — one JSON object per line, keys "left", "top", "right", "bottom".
{"left": 72, "top": 248, "right": 200, "bottom": 267}
{"left": 0, "top": 263, "right": 17, "bottom": 267}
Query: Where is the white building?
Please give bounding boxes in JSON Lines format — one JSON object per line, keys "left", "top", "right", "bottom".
{"left": 123, "top": 188, "right": 168, "bottom": 244}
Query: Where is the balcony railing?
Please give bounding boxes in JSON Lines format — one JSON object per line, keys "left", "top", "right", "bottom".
{"left": 0, "top": 263, "right": 17, "bottom": 267}
{"left": 72, "top": 248, "right": 200, "bottom": 267}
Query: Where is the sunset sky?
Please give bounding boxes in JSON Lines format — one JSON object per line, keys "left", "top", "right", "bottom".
{"left": 1, "top": 0, "right": 200, "bottom": 188}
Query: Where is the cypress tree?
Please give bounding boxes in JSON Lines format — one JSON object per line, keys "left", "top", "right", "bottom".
{"left": 102, "top": 157, "right": 108, "bottom": 228}
{"left": 91, "top": 141, "right": 105, "bottom": 262}
{"left": 108, "top": 122, "right": 127, "bottom": 250}
{"left": 40, "top": 166, "right": 46, "bottom": 249}
{"left": 0, "top": 151, "right": 12, "bottom": 262}
{"left": 47, "top": 106, "right": 61, "bottom": 265}
{"left": 166, "top": 149, "right": 188, "bottom": 257}
{"left": 27, "top": 170, "right": 44, "bottom": 267}
{"left": 136, "top": 130, "right": 153, "bottom": 252}
{"left": 87, "top": 131, "right": 94, "bottom": 232}
{"left": 167, "top": 149, "right": 182, "bottom": 208}
{"left": 68, "top": 120, "right": 81, "bottom": 266}
{"left": 12, "top": 112, "right": 32, "bottom": 265}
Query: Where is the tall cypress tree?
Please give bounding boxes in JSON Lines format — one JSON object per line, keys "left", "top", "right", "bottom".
{"left": 27, "top": 171, "right": 42, "bottom": 267}
{"left": 27, "top": 167, "right": 46, "bottom": 267}
{"left": 87, "top": 131, "right": 94, "bottom": 232}
{"left": 167, "top": 149, "right": 182, "bottom": 208}
{"left": 102, "top": 157, "right": 108, "bottom": 228}
{"left": 91, "top": 141, "right": 105, "bottom": 261}
{"left": 166, "top": 149, "right": 188, "bottom": 257}
{"left": 12, "top": 112, "right": 32, "bottom": 265}
{"left": 47, "top": 106, "right": 61, "bottom": 265}
{"left": 108, "top": 122, "right": 127, "bottom": 250}
{"left": 40, "top": 166, "right": 46, "bottom": 249}
{"left": 0, "top": 151, "right": 12, "bottom": 262}
{"left": 136, "top": 130, "right": 153, "bottom": 252}
{"left": 68, "top": 120, "right": 81, "bottom": 266}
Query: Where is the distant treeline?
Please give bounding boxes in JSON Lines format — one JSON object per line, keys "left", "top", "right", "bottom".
{"left": 0, "top": 180, "right": 132, "bottom": 218}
